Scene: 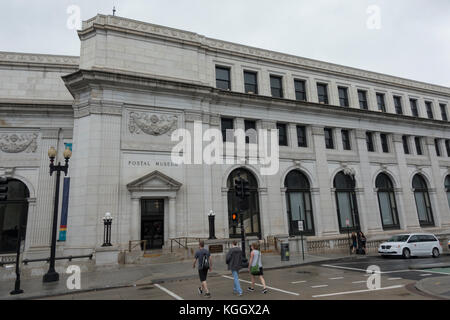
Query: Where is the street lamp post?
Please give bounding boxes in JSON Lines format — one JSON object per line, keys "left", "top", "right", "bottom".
{"left": 208, "top": 210, "right": 216, "bottom": 240}
{"left": 102, "top": 212, "right": 113, "bottom": 247}
{"left": 43, "top": 146, "right": 71, "bottom": 283}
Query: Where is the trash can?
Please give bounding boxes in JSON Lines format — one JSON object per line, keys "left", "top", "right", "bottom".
{"left": 280, "top": 242, "right": 290, "bottom": 261}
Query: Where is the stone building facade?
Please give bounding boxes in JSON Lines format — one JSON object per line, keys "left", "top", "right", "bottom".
{"left": 1, "top": 14, "right": 450, "bottom": 261}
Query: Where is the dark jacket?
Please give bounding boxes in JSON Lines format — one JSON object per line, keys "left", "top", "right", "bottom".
{"left": 226, "top": 246, "right": 243, "bottom": 271}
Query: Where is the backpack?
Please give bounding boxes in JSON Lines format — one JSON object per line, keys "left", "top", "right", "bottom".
{"left": 200, "top": 253, "right": 209, "bottom": 269}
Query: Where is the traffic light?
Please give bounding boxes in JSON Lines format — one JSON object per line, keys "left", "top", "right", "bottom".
{"left": 231, "top": 212, "right": 239, "bottom": 226}
{"left": 0, "top": 177, "right": 8, "bottom": 201}
{"left": 234, "top": 177, "right": 243, "bottom": 199}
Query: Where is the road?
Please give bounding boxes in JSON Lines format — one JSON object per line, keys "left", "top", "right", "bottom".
{"left": 40, "top": 254, "right": 450, "bottom": 300}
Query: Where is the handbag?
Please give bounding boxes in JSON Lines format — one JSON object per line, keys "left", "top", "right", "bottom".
{"left": 250, "top": 252, "right": 261, "bottom": 275}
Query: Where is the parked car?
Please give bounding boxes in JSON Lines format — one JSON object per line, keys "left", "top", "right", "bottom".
{"left": 378, "top": 233, "right": 442, "bottom": 258}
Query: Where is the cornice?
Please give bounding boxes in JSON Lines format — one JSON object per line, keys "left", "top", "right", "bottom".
{"left": 0, "top": 51, "right": 79, "bottom": 69}
{"left": 80, "top": 14, "right": 450, "bottom": 97}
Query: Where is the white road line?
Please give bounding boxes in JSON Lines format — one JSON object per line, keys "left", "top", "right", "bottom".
{"left": 420, "top": 274, "right": 432, "bottom": 277}
{"left": 222, "top": 275, "right": 300, "bottom": 296}
{"left": 311, "top": 285, "right": 328, "bottom": 288}
{"left": 312, "top": 285, "right": 404, "bottom": 298}
{"left": 154, "top": 283, "right": 184, "bottom": 300}
{"left": 329, "top": 277, "right": 344, "bottom": 280}
{"left": 388, "top": 277, "right": 402, "bottom": 281}
{"left": 322, "top": 264, "right": 411, "bottom": 274}
{"left": 352, "top": 281, "right": 367, "bottom": 284}
{"left": 291, "top": 280, "right": 307, "bottom": 284}
{"left": 416, "top": 269, "right": 450, "bottom": 276}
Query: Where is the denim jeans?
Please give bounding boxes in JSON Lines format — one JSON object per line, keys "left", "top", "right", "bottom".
{"left": 232, "top": 270, "right": 242, "bottom": 294}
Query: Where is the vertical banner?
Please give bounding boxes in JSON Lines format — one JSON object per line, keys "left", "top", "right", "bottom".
{"left": 59, "top": 142, "right": 72, "bottom": 241}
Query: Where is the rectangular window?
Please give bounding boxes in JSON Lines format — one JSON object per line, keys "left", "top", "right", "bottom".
{"left": 324, "top": 128, "right": 334, "bottom": 149}
{"left": 294, "top": 79, "right": 307, "bottom": 101}
{"left": 216, "top": 66, "right": 231, "bottom": 90}
{"left": 425, "top": 101, "right": 434, "bottom": 119}
{"left": 415, "top": 137, "right": 423, "bottom": 155}
{"left": 221, "top": 117, "right": 234, "bottom": 142}
{"left": 244, "top": 71, "right": 258, "bottom": 94}
{"left": 277, "top": 123, "right": 288, "bottom": 146}
{"left": 341, "top": 130, "right": 351, "bottom": 150}
{"left": 435, "top": 139, "right": 441, "bottom": 157}
{"left": 244, "top": 120, "right": 256, "bottom": 144}
{"left": 296, "top": 125, "right": 307, "bottom": 147}
{"left": 338, "top": 87, "right": 349, "bottom": 107}
{"left": 394, "top": 96, "right": 403, "bottom": 115}
{"left": 317, "top": 83, "right": 329, "bottom": 104}
{"left": 270, "top": 75, "right": 283, "bottom": 98}
{"left": 410, "top": 99, "right": 419, "bottom": 117}
{"left": 440, "top": 104, "right": 448, "bottom": 121}
{"left": 380, "top": 134, "right": 389, "bottom": 153}
{"left": 376, "top": 93, "right": 386, "bottom": 112}
{"left": 358, "top": 90, "right": 368, "bottom": 110}
{"left": 402, "top": 136, "right": 410, "bottom": 154}
{"left": 446, "top": 140, "right": 450, "bottom": 157}
{"left": 366, "top": 132, "right": 374, "bottom": 152}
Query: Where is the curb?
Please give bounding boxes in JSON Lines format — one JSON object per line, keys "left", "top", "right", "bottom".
{"left": 414, "top": 278, "right": 450, "bottom": 300}
{"left": 409, "top": 263, "right": 450, "bottom": 270}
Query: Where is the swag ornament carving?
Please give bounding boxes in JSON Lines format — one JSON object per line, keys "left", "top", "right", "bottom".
{"left": 0, "top": 133, "right": 38, "bottom": 153}
{"left": 129, "top": 112, "right": 178, "bottom": 136}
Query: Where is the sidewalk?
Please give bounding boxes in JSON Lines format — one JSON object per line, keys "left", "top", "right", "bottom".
{"left": 415, "top": 276, "right": 450, "bottom": 300}
{"left": 0, "top": 252, "right": 350, "bottom": 300}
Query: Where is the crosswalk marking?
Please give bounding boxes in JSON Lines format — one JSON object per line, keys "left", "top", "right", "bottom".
{"left": 388, "top": 277, "right": 402, "bottom": 281}
{"left": 291, "top": 280, "right": 307, "bottom": 284}
{"left": 420, "top": 274, "right": 432, "bottom": 277}
{"left": 154, "top": 283, "right": 184, "bottom": 300}
{"left": 222, "top": 275, "right": 300, "bottom": 296}
{"left": 311, "top": 285, "right": 328, "bottom": 288}
{"left": 312, "top": 285, "right": 404, "bottom": 298}
{"left": 329, "top": 277, "right": 344, "bottom": 280}
{"left": 352, "top": 280, "right": 367, "bottom": 284}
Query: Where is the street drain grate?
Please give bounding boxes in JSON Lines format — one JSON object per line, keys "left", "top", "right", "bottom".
{"left": 138, "top": 286, "right": 155, "bottom": 290}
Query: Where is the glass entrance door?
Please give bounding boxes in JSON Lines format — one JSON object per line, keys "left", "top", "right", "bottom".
{"left": 141, "top": 199, "right": 164, "bottom": 249}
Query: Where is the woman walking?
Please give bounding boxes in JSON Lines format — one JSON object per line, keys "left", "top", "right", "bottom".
{"left": 351, "top": 232, "right": 357, "bottom": 254}
{"left": 247, "top": 242, "right": 268, "bottom": 294}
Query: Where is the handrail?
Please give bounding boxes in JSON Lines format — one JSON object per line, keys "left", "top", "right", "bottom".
{"left": 22, "top": 254, "right": 93, "bottom": 265}
{"left": 129, "top": 240, "right": 147, "bottom": 252}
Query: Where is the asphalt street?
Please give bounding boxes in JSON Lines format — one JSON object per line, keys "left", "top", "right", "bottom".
{"left": 40, "top": 254, "right": 450, "bottom": 300}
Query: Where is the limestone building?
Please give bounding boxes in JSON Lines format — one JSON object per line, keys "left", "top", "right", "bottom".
{"left": 1, "top": 14, "right": 450, "bottom": 261}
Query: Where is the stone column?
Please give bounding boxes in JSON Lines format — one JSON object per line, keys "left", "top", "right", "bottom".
{"left": 130, "top": 196, "right": 140, "bottom": 243}
{"left": 425, "top": 137, "right": 450, "bottom": 227}
{"left": 23, "top": 197, "right": 36, "bottom": 252}
{"left": 311, "top": 125, "right": 340, "bottom": 235}
{"left": 259, "top": 187, "right": 271, "bottom": 237}
{"left": 355, "top": 129, "right": 383, "bottom": 233}
{"left": 169, "top": 196, "right": 176, "bottom": 238}
{"left": 27, "top": 128, "right": 59, "bottom": 248}
{"left": 279, "top": 188, "right": 290, "bottom": 235}
{"left": 392, "top": 134, "right": 421, "bottom": 230}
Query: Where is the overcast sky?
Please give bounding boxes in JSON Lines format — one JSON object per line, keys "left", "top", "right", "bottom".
{"left": 1, "top": 0, "right": 449, "bottom": 87}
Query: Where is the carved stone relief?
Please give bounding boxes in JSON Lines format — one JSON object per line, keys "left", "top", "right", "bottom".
{"left": 0, "top": 133, "right": 38, "bottom": 153}
{"left": 128, "top": 112, "right": 178, "bottom": 136}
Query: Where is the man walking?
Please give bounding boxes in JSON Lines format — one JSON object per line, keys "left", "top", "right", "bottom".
{"left": 226, "top": 240, "right": 243, "bottom": 296}
{"left": 193, "top": 240, "right": 212, "bottom": 298}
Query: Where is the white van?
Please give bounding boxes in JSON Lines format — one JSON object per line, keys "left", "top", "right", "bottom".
{"left": 378, "top": 233, "right": 442, "bottom": 258}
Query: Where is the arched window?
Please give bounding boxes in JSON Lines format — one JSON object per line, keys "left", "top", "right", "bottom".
{"left": 376, "top": 173, "right": 400, "bottom": 229}
{"left": 227, "top": 169, "right": 261, "bottom": 239}
{"left": 0, "top": 179, "right": 29, "bottom": 254}
{"left": 445, "top": 175, "right": 450, "bottom": 209}
{"left": 284, "top": 170, "right": 315, "bottom": 236}
{"left": 412, "top": 174, "right": 434, "bottom": 226}
{"left": 334, "top": 172, "right": 360, "bottom": 232}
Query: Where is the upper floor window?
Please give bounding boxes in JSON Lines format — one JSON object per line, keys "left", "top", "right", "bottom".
{"left": 380, "top": 134, "right": 389, "bottom": 153}
{"left": 410, "top": 99, "right": 419, "bottom": 117}
{"left": 425, "top": 101, "right": 434, "bottom": 119}
{"left": 296, "top": 125, "right": 307, "bottom": 147}
{"left": 446, "top": 140, "right": 450, "bottom": 157}
{"left": 435, "top": 139, "right": 441, "bottom": 157}
{"left": 440, "top": 104, "right": 448, "bottom": 121}
{"left": 277, "top": 123, "right": 288, "bottom": 146}
{"left": 270, "top": 75, "right": 283, "bottom": 98}
{"left": 324, "top": 128, "right": 334, "bottom": 149}
{"left": 216, "top": 66, "right": 231, "bottom": 90}
{"left": 358, "top": 90, "right": 368, "bottom": 110}
{"left": 244, "top": 120, "right": 257, "bottom": 144}
{"left": 294, "top": 79, "right": 307, "bottom": 101}
{"left": 366, "top": 132, "right": 375, "bottom": 152}
{"left": 338, "top": 87, "right": 349, "bottom": 107}
{"left": 317, "top": 83, "right": 329, "bottom": 104}
{"left": 393, "top": 96, "right": 403, "bottom": 115}
{"left": 244, "top": 71, "right": 258, "bottom": 94}
{"left": 402, "top": 136, "right": 410, "bottom": 154}
{"left": 415, "top": 137, "right": 423, "bottom": 155}
{"left": 376, "top": 93, "right": 386, "bottom": 112}
{"left": 341, "top": 129, "right": 351, "bottom": 150}
{"left": 221, "top": 117, "right": 234, "bottom": 142}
